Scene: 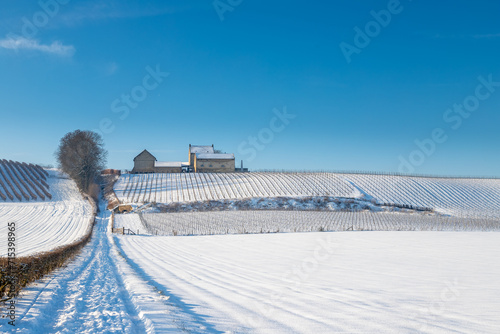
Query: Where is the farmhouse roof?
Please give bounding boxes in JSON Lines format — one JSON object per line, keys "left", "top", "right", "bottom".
{"left": 133, "top": 149, "right": 157, "bottom": 161}
{"left": 196, "top": 153, "right": 235, "bottom": 160}
{"left": 190, "top": 145, "right": 214, "bottom": 154}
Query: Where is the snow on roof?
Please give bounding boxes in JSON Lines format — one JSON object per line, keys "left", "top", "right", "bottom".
{"left": 154, "top": 161, "right": 189, "bottom": 168}
{"left": 196, "top": 153, "right": 235, "bottom": 160}
{"left": 190, "top": 145, "right": 214, "bottom": 154}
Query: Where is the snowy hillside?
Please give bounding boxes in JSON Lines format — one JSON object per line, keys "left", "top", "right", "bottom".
{"left": 0, "top": 169, "right": 94, "bottom": 257}
{"left": 342, "top": 173, "right": 500, "bottom": 219}
{"left": 114, "top": 172, "right": 500, "bottom": 219}
{"left": 114, "top": 172, "right": 357, "bottom": 203}
{"left": 0, "top": 159, "right": 52, "bottom": 202}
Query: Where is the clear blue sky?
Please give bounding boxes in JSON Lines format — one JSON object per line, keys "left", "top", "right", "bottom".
{"left": 0, "top": 0, "right": 499, "bottom": 176}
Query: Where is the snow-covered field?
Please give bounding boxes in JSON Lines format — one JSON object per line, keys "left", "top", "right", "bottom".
{"left": 2, "top": 170, "right": 499, "bottom": 332}
{"left": 4, "top": 195, "right": 499, "bottom": 333}
{"left": 0, "top": 169, "right": 93, "bottom": 257}
{"left": 114, "top": 210, "right": 500, "bottom": 236}
{"left": 0, "top": 159, "right": 52, "bottom": 202}
{"left": 115, "top": 231, "right": 500, "bottom": 333}
{"left": 114, "top": 172, "right": 357, "bottom": 203}
{"left": 113, "top": 211, "right": 146, "bottom": 233}
{"left": 342, "top": 173, "right": 500, "bottom": 219}
{"left": 114, "top": 172, "right": 500, "bottom": 219}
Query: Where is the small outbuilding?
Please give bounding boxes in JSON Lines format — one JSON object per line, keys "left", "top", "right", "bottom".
{"left": 114, "top": 204, "right": 133, "bottom": 214}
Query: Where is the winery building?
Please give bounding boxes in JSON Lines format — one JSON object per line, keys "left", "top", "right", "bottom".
{"left": 131, "top": 144, "right": 238, "bottom": 173}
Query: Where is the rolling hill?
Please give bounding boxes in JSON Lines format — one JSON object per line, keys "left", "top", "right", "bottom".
{"left": 0, "top": 159, "right": 51, "bottom": 202}
{"left": 0, "top": 161, "right": 94, "bottom": 257}
{"left": 114, "top": 172, "right": 500, "bottom": 219}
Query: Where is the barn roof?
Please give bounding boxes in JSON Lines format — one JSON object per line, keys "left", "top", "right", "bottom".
{"left": 154, "top": 161, "right": 189, "bottom": 168}
{"left": 190, "top": 145, "right": 214, "bottom": 154}
{"left": 133, "top": 149, "right": 157, "bottom": 161}
{"left": 196, "top": 153, "right": 235, "bottom": 160}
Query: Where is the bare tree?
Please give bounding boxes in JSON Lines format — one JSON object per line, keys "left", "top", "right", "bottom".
{"left": 55, "top": 130, "right": 107, "bottom": 194}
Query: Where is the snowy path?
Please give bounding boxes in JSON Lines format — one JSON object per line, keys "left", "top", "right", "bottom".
{"left": 1, "top": 205, "right": 148, "bottom": 333}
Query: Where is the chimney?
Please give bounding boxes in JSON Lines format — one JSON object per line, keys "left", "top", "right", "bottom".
{"left": 241, "top": 160, "right": 243, "bottom": 170}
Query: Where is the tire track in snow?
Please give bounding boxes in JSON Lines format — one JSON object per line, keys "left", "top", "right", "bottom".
{"left": 2, "top": 204, "right": 148, "bottom": 333}
{"left": 111, "top": 234, "right": 224, "bottom": 334}
{"left": 116, "top": 235, "right": 337, "bottom": 332}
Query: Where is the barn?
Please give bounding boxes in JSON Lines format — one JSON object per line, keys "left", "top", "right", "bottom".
{"left": 131, "top": 145, "right": 236, "bottom": 173}
{"left": 131, "top": 150, "right": 189, "bottom": 173}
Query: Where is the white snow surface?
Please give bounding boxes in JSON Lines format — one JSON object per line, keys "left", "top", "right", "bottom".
{"left": 0, "top": 160, "right": 51, "bottom": 202}
{"left": 2, "top": 202, "right": 220, "bottom": 333}
{"left": 0, "top": 205, "right": 150, "bottom": 333}
{"left": 3, "top": 197, "right": 499, "bottom": 333}
{"left": 190, "top": 145, "right": 215, "bottom": 154}
{"left": 133, "top": 210, "right": 500, "bottom": 237}
{"left": 115, "top": 231, "right": 500, "bottom": 333}
{"left": 113, "top": 212, "right": 147, "bottom": 235}
{"left": 341, "top": 173, "right": 500, "bottom": 219}
{"left": 114, "top": 172, "right": 500, "bottom": 219}
{"left": 196, "top": 153, "right": 234, "bottom": 159}
{"left": 3, "top": 170, "right": 500, "bottom": 333}
{"left": 154, "top": 161, "right": 186, "bottom": 168}
{"left": 0, "top": 169, "right": 93, "bottom": 256}
{"left": 114, "top": 172, "right": 359, "bottom": 204}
